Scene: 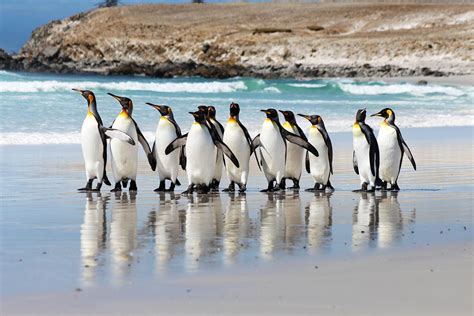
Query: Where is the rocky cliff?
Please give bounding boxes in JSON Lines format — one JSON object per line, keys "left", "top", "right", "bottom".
{"left": 5, "top": 3, "right": 474, "bottom": 78}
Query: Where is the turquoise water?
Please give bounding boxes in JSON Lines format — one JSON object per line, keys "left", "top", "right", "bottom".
{"left": 0, "top": 70, "right": 473, "bottom": 144}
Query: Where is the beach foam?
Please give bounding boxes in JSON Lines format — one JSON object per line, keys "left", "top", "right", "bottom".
{"left": 0, "top": 80, "right": 248, "bottom": 94}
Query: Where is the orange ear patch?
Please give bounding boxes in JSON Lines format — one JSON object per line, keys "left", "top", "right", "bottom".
{"left": 88, "top": 94, "right": 94, "bottom": 104}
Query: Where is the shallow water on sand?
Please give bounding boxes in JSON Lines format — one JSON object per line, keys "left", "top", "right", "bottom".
{"left": 1, "top": 128, "right": 472, "bottom": 297}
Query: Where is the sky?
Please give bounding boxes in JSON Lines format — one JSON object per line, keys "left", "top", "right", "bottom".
{"left": 0, "top": 0, "right": 232, "bottom": 53}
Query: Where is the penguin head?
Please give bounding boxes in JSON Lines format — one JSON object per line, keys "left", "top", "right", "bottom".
{"left": 229, "top": 102, "right": 240, "bottom": 117}
{"left": 260, "top": 108, "right": 279, "bottom": 121}
{"left": 197, "top": 105, "right": 209, "bottom": 116}
{"left": 279, "top": 110, "right": 296, "bottom": 125}
{"left": 190, "top": 110, "right": 207, "bottom": 124}
{"left": 72, "top": 89, "right": 96, "bottom": 105}
{"left": 371, "top": 108, "right": 395, "bottom": 123}
{"left": 146, "top": 102, "right": 171, "bottom": 116}
{"left": 355, "top": 108, "right": 367, "bottom": 123}
{"left": 108, "top": 93, "right": 133, "bottom": 116}
{"left": 207, "top": 106, "right": 217, "bottom": 119}
{"left": 298, "top": 113, "right": 321, "bottom": 126}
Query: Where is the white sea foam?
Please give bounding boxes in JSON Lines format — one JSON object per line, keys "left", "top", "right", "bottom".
{"left": 338, "top": 83, "right": 471, "bottom": 97}
{"left": 0, "top": 80, "right": 248, "bottom": 93}
{"left": 263, "top": 87, "right": 281, "bottom": 93}
{"left": 288, "top": 83, "right": 327, "bottom": 88}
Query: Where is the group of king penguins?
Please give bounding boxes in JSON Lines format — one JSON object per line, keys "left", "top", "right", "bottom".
{"left": 73, "top": 89, "right": 416, "bottom": 194}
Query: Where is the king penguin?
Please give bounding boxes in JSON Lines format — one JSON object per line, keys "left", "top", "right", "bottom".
{"left": 352, "top": 108, "right": 380, "bottom": 192}
{"left": 371, "top": 108, "right": 416, "bottom": 191}
{"left": 108, "top": 93, "right": 156, "bottom": 192}
{"left": 279, "top": 110, "right": 307, "bottom": 189}
{"left": 146, "top": 103, "right": 185, "bottom": 192}
{"left": 166, "top": 110, "right": 239, "bottom": 194}
{"left": 252, "top": 109, "right": 319, "bottom": 192}
{"left": 206, "top": 106, "right": 225, "bottom": 191}
{"left": 298, "top": 114, "right": 334, "bottom": 192}
{"left": 222, "top": 102, "right": 255, "bottom": 192}
{"left": 73, "top": 89, "right": 135, "bottom": 192}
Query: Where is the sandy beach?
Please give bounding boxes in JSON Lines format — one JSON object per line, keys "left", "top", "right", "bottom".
{"left": 1, "top": 126, "right": 472, "bottom": 315}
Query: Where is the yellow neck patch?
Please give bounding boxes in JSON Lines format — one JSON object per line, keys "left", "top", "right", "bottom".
{"left": 283, "top": 121, "right": 292, "bottom": 129}
{"left": 228, "top": 117, "right": 237, "bottom": 123}
{"left": 119, "top": 110, "right": 129, "bottom": 118}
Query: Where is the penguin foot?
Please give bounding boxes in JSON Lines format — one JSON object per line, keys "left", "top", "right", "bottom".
{"left": 305, "top": 188, "right": 316, "bottom": 192}
{"left": 129, "top": 180, "right": 137, "bottom": 191}
{"left": 110, "top": 183, "right": 122, "bottom": 192}
{"left": 389, "top": 183, "right": 400, "bottom": 191}
{"left": 165, "top": 183, "right": 176, "bottom": 192}
{"left": 121, "top": 180, "right": 129, "bottom": 188}
{"left": 353, "top": 183, "right": 369, "bottom": 192}
{"left": 154, "top": 181, "right": 166, "bottom": 192}
{"left": 197, "top": 184, "right": 210, "bottom": 194}
{"left": 78, "top": 179, "right": 93, "bottom": 191}
{"left": 182, "top": 184, "right": 194, "bottom": 195}
{"left": 223, "top": 182, "right": 235, "bottom": 192}
{"left": 238, "top": 184, "right": 247, "bottom": 193}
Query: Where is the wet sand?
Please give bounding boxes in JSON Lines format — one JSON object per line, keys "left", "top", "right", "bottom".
{"left": 0, "top": 126, "right": 473, "bottom": 315}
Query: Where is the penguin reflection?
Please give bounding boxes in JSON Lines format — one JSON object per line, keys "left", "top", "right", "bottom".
{"left": 110, "top": 192, "right": 137, "bottom": 284}
{"left": 281, "top": 193, "right": 304, "bottom": 251}
{"left": 352, "top": 192, "right": 378, "bottom": 251}
{"left": 377, "top": 191, "right": 405, "bottom": 249}
{"left": 184, "top": 194, "right": 222, "bottom": 271}
{"left": 223, "top": 193, "right": 250, "bottom": 265}
{"left": 154, "top": 193, "right": 181, "bottom": 274}
{"left": 80, "top": 192, "right": 109, "bottom": 287}
{"left": 305, "top": 192, "right": 333, "bottom": 254}
{"left": 260, "top": 194, "right": 285, "bottom": 260}
{"left": 352, "top": 191, "right": 409, "bottom": 251}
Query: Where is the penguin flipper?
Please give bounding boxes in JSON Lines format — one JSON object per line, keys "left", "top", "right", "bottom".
{"left": 131, "top": 119, "right": 156, "bottom": 171}
{"left": 251, "top": 134, "right": 261, "bottom": 154}
{"left": 402, "top": 141, "right": 416, "bottom": 170}
{"left": 179, "top": 147, "right": 187, "bottom": 170}
{"left": 281, "top": 129, "right": 319, "bottom": 157}
{"left": 101, "top": 127, "right": 135, "bottom": 145}
{"left": 353, "top": 151, "right": 359, "bottom": 175}
{"left": 215, "top": 140, "right": 240, "bottom": 168}
{"left": 360, "top": 123, "right": 379, "bottom": 177}
{"left": 305, "top": 151, "right": 310, "bottom": 173}
{"left": 165, "top": 134, "right": 188, "bottom": 155}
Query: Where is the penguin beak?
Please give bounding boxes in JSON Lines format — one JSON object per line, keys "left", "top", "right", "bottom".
{"left": 298, "top": 114, "right": 311, "bottom": 121}
{"left": 370, "top": 111, "right": 383, "bottom": 117}
{"left": 189, "top": 111, "right": 198, "bottom": 117}
{"left": 260, "top": 109, "right": 268, "bottom": 114}
{"left": 107, "top": 92, "right": 123, "bottom": 102}
{"left": 72, "top": 88, "right": 83, "bottom": 94}
{"left": 145, "top": 102, "right": 161, "bottom": 111}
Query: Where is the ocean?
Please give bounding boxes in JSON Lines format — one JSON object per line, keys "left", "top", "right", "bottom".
{"left": 1, "top": 70, "right": 473, "bottom": 145}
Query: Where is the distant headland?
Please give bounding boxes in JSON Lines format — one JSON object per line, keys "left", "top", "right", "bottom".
{"left": 1, "top": 3, "right": 473, "bottom": 79}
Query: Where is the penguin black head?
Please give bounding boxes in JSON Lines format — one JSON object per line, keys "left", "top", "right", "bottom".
{"left": 190, "top": 110, "right": 207, "bottom": 124}
{"left": 146, "top": 102, "right": 172, "bottom": 117}
{"left": 108, "top": 93, "right": 133, "bottom": 116}
{"left": 72, "top": 89, "right": 96, "bottom": 105}
{"left": 355, "top": 108, "right": 367, "bottom": 123}
{"left": 371, "top": 108, "right": 395, "bottom": 123}
{"left": 260, "top": 108, "right": 279, "bottom": 121}
{"left": 298, "top": 113, "right": 322, "bottom": 126}
{"left": 197, "top": 105, "right": 209, "bottom": 116}
{"left": 279, "top": 110, "right": 296, "bottom": 125}
{"left": 229, "top": 102, "right": 240, "bottom": 117}
{"left": 207, "top": 106, "right": 217, "bottom": 119}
